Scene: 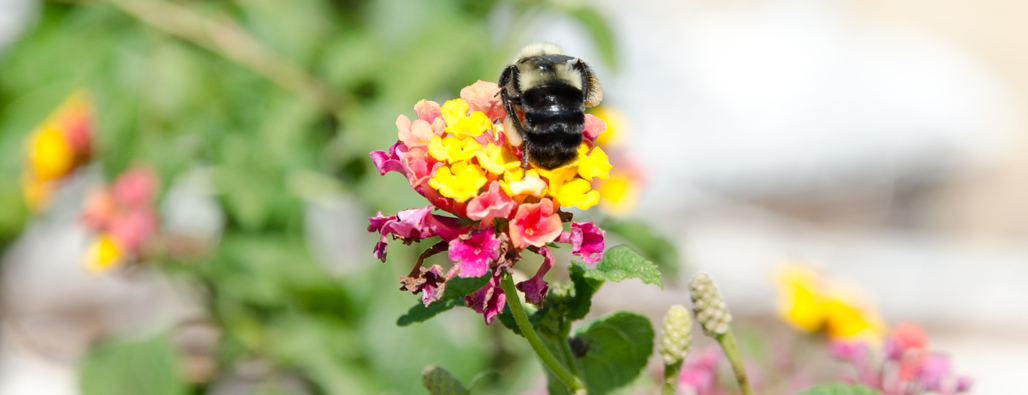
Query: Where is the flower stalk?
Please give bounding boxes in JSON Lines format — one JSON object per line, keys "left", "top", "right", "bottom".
{"left": 499, "top": 273, "right": 585, "bottom": 395}
{"left": 716, "top": 330, "right": 754, "bottom": 395}
{"left": 689, "top": 273, "right": 754, "bottom": 395}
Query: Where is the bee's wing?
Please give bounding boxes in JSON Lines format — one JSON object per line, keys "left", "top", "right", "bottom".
{"left": 577, "top": 61, "right": 603, "bottom": 107}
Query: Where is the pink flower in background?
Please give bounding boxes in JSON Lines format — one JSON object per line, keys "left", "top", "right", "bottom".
{"left": 679, "top": 348, "right": 725, "bottom": 395}
{"left": 830, "top": 323, "right": 972, "bottom": 395}
{"left": 80, "top": 165, "right": 161, "bottom": 273}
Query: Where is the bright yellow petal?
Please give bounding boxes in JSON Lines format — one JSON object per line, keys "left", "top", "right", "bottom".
{"left": 28, "top": 126, "right": 75, "bottom": 181}
{"left": 452, "top": 111, "right": 492, "bottom": 139}
{"left": 440, "top": 99, "right": 470, "bottom": 128}
{"left": 552, "top": 178, "right": 600, "bottom": 209}
{"left": 577, "top": 144, "right": 612, "bottom": 181}
{"left": 476, "top": 143, "right": 520, "bottom": 175}
{"left": 84, "top": 235, "right": 123, "bottom": 274}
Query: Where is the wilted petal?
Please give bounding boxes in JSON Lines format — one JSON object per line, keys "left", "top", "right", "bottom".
{"left": 465, "top": 270, "right": 506, "bottom": 325}
{"left": 448, "top": 228, "right": 501, "bottom": 278}
{"left": 421, "top": 265, "right": 447, "bottom": 306}
{"left": 516, "top": 246, "right": 553, "bottom": 306}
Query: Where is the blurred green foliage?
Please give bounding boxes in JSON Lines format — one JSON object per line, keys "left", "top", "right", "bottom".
{"left": 0, "top": 0, "right": 621, "bottom": 394}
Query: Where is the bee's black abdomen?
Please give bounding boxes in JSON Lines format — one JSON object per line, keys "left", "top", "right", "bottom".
{"left": 521, "top": 84, "right": 586, "bottom": 169}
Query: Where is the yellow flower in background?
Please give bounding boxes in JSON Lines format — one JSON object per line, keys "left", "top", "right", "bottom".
{"left": 589, "top": 106, "right": 626, "bottom": 146}
{"left": 22, "top": 90, "right": 94, "bottom": 211}
{"left": 774, "top": 265, "right": 884, "bottom": 341}
{"left": 84, "top": 234, "right": 123, "bottom": 274}
{"left": 598, "top": 173, "right": 637, "bottom": 213}
{"left": 428, "top": 161, "right": 488, "bottom": 203}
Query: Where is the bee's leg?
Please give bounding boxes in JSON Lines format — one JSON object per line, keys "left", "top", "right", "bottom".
{"left": 521, "top": 144, "right": 530, "bottom": 171}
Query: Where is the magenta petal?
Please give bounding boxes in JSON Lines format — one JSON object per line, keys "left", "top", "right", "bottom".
{"left": 465, "top": 270, "right": 506, "bottom": 325}
{"left": 516, "top": 246, "right": 553, "bottom": 306}
{"left": 448, "top": 228, "right": 500, "bottom": 278}
{"left": 426, "top": 214, "right": 470, "bottom": 241}
{"left": 391, "top": 206, "right": 434, "bottom": 239}
{"left": 369, "top": 142, "right": 405, "bottom": 176}
{"left": 558, "top": 222, "right": 606, "bottom": 264}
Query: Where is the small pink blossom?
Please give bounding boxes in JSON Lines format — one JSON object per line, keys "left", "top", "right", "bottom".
{"left": 460, "top": 80, "right": 506, "bottom": 122}
{"left": 111, "top": 166, "right": 159, "bottom": 209}
{"left": 556, "top": 222, "right": 605, "bottom": 264}
{"left": 509, "top": 199, "right": 563, "bottom": 249}
{"left": 516, "top": 246, "right": 553, "bottom": 306}
{"left": 448, "top": 228, "right": 501, "bottom": 278}
{"left": 583, "top": 114, "right": 606, "bottom": 142}
{"left": 414, "top": 99, "right": 442, "bottom": 123}
{"left": 466, "top": 181, "right": 515, "bottom": 222}
{"left": 400, "top": 147, "right": 442, "bottom": 188}
{"left": 465, "top": 269, "right": 506, "bottom": 325}
{"left": 397, "top": 115, "right": 438, "bottom": 148}
{"left": 679, "top": 348, "right": 724, "bottom": 395}
{"left": 109, "top": 209, "right": 158, "bottom": 254}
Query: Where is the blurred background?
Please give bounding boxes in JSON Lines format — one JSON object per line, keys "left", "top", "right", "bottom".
{"left": 0, "top": 0, "right": 1026, "bottom": 394}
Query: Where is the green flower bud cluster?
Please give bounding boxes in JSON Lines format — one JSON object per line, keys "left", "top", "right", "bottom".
{"left": 421, "top": 365, "right": 468, "bottom": 395}
{"left": 659, "top": 304, "right": 693, "bottom": 365}
{"left": 689, "top": 273, "right": 732, "bottom": 336}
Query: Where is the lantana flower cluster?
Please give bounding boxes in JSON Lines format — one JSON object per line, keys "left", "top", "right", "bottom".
{"left": 81, "top": 166, "right": 161, "bottom": 273}
{"left": 22, "top": 91, "right": 94, "bottom": 210}
{"left": 831, "top": 323, "right": 972, "bottom": 395}
{"left": 369, "top": 81, "right": 611, "bottom": 324}
{"left": 774, "top": 264, "right": 884, "bottom": 341}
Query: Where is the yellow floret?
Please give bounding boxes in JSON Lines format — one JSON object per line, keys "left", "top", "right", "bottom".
{"left": 576, "top": 144, "right": 612, "bottom": 181}
{"left": 428, "top": 161, "right": 488, "bottom": 203}
{"left": 428, "top": 136, "right": 481, "bottom": 163}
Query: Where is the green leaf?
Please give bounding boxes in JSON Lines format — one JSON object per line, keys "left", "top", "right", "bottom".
{"left": 574, "top": 312, "right": 654, "bottom": 395}
{"left": 565, "top": 6, "right": 618, "bottom": 69}
{"left": 396, "top": 274, "right": 491, "bottom": 326}
{"left": 567, "top": 262, "right": 604, "bottom": 321}
{"left": 582, "top": 245, "right": 663, "bottom": 289}
{"left": 794, "top": 383, "right": 883, "bottom": 395}
{"left": 80, "top": 334, "right": 188, "bottom": 395}
{"left": 601, "top": 218, "right": 681, "bottom": 281}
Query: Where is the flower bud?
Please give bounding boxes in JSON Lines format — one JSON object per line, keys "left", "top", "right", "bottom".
{"left": 421, "top": 365, "right": 468, "bottom": 395}
{"left": 660, "top": 304, "right": 693, "bottom": 365}
{"left": 689, "top": 273, "right": 732, "bottom": 336}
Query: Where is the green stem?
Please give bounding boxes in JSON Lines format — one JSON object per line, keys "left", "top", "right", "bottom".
{"left": 716, "top": 330, "right": 755, "bottom": 395}
{"left": 500, "top": 273, "right": 586, "bottom": 394}
{"left": 662, "top": 361, "right": 682, "bottom": 395}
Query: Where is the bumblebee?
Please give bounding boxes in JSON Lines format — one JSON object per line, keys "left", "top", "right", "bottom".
{"left": 498, "top": 43, "right": 603, "bottom": 170}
